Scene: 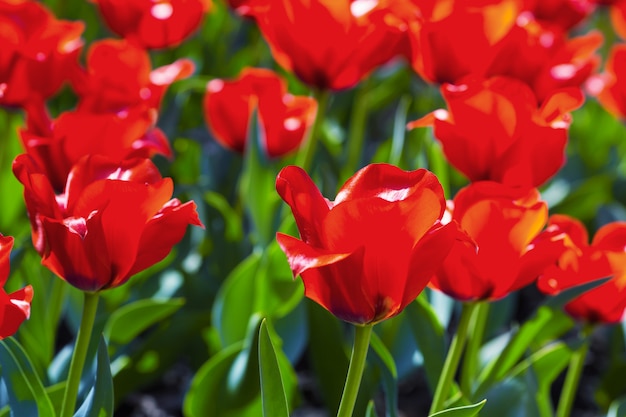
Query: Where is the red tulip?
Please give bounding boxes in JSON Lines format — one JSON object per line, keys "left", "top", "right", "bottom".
{"left": 408, "top": 77, "right": 583, "bottom": 188}
{"left": 523, "top": 0, "right": 595, "bottom": 31}
{"left": 71, "top": 39, "right": 194, "bottom": 114}
{"left": 250, "top": 0, "right": 407, "bottom": 90}
{"left": 92, "top": 0, "right": 211, "bottom": 49}
{"left": 203, "top": 68, "right": 317, "bottom": 158}
{"left": 13, "top": 154, "right": 203, "bottom": 292}
{"left": 611, "top": 0, "right": 626, "bottom": 40}
{"left": 0, "top": 0, "right": 83, "bottom": 107}
{"left": 0, "top": 235, "right": 33, "bottom": 339}
{"left": 409, "top": 0, "right": 521, "bottom": 84}
{"left": 537, "top": 215, "right": 626, "bottom": 323}
{"left": 20, "top": 108, "right": 171, "bottom": 192}
{"left": 276, "top": 164, "right": 459, "bottom": 325}
{"left": 431, "top": 182, "right": 567, "bottom": 301}
{"left": 486, "top": 14, "right": 602, "bottom": 102}
{"left": 586, "top": 44, "right": 626, "bottom": 120}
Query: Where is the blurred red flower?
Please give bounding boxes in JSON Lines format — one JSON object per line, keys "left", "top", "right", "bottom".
{"left": 610, "top": 0, "right": 626, "bottom": 40}
{"left": 204, "top": 68, "right": 317, "bottom": 158}
{"left": 70, "top": 39, "right": 194, "bottom": 114}
{"left": 537, "top": 215, "right": 626, "bottom": 323}
{"left": 431, "top": 182, "right": 566, "bottom": 301}
{"left": 92, "top": 0, "right": 211, "bottom": 49}
{"left": 586, "top": 44, "right": 626, "bottom": 120}
{"left": 486, "top": 13, "right": 602, "bottom": 102}
{"left": 13, "top": 155, "right": 203, "bottom": 292}
{"left": 276, "top": 163, "right": 459, "bottom": 325}
{"left": 250, "top": 0, "right": 407, "bottom": 90}
{"left": 20, "top": 108, "right": 171, "bottom": 192}
{"left": 523, "top": 0, "right": 595, "bottom": 31}
{"left": 0, "top": 235, "right": 33, "bottom": 339}
{"left": 409, "top": 0, "right": 521, "bottom": 84}
{"left": 408, "top": 77, "right": 583, "bottom": 188}
{"left": 0, "top": 0, "right": 83, "bottom": 108}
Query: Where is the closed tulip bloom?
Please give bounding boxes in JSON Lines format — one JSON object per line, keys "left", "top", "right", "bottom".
{"left": 204, "top": 68, "right": 317, "bottom": 158}
{"left": 0, "top": 235, "right": 33, "bottom": 339}
{"left": 71, "top": 39, "right": 194, "bottom": 114}
{"left": 431, "top": 182, "right": 567, "bottom": 301}
{"left": 0, "top": 0, "right": 83, "bottom": 107}
{"left": 486, "top": 13, "right": 602, "bottom": 102}
{"left": 13, "top": 154, "right": 203, "bottom": 292}
{"left": 250, "top": 0, "right": 407, "bottom": 90}
{"left": 92, "top": 0, "right": 211, "bottom": 49}
{"left": 409, "top": 77, "right": 583, "bottom": 188}
{"left": 537, "top": 215, "right": 626, "bottom": 323}
{"left": 19, "top": 108, "right": 171, "bottom": 192}
{"left": 409, "top": 0, "right": 521, "bottom": 84}
{"left": 276, "top": 164, "right": 459, "bottom": 325}
{"left": 586, "top": 44, "right": 626, "bottom": 120}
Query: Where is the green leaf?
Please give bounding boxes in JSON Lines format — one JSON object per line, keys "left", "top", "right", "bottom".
{"left": 74, "top": 336, "right": 113, "bottom": 417}
{"left": 405, "top": 294, "right": 446, "bottom": 392}
{"left": 365, "top": 400, "right": 378, "bottom": 417}
{"left": 258, "top": 319, "right": 289, "bottom": 417}
{"left": 0, "top": 337, "right": 55, "bottom": 417}
{"left": 104, "top": 298, "right": 185, "bottom": 345}
{"left": 429, "top": 400, "right": 487, "bottom": 417}
{"left": 370, "top": 332, "right": 398, "bottom": 417}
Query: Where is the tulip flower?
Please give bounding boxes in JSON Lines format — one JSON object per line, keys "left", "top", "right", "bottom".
{"left": 586, "top": 44, "right": 626, "bottom": 120}
{"left": 250, "top": 0, "right": 407, "bottom": 90}
{"left": 19, "top": 108, "right": 172, "bottom": 193}
{"left": 92, "top": 0, "right": 211, "bottom": 49}
{"left": 409, "top": 0, "right": 520, "bottom": 84}
{"left": 204, "top": 68, "right": 317, "bottom": 158}
{"left": 431, "top": 182, "right": 567, "bottom": 301}
{"left": 0, "top": 234, "right": 33, "bottom": 339}
{"left": 486, "top": 14, "right": 602, "bottom": 102}
{"left": 276, "top": 163, "right": 458, "bottom": 325}
{"left": 611, "top": 0, "right": 626, "bottom": 40}
{"left": 13, "top": 154, "right": 203, "bottom": 292}
{"left": 537, "top": 215, "right": 626, "bottom": 323}
{"left": 522, "top": 0, "right": 595, "bottom": 31}
{"left": 408, "top": 76, "right": 584, "bottom": 189}
{"left": 70, "top": 39, "right": 194, "bottom": 114}
{"left": 0, "top": 0, "right": 83, "bottom": 108}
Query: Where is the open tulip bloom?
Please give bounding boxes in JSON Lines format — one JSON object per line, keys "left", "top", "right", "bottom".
{"left": 13, "top": 153, "right": 202, "bottom": 417}
{"left": 276, "top": 163, "right": 461, "bottom": 417}
{"left": 0, "top": 235, "right": 33, "bottom": 340}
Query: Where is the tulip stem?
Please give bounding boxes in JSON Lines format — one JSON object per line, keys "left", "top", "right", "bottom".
{"left": 336, "top": 324, "right": 373, "bottom": 417}
{"left": 296, "top": 89, "right": 330, "bottom": 173}
{"left": 60, "top": 291, "right": 100, "bottom": 417}
{"left": 555, "top": 326, "right": 592, "bottom": 417}
{"left": 341, "top": 82, "right": 369, "bottom": 182}
{"left": 461, "top": 301, "right": 489, "bottom": 396}
{"left": 429, "top": 302, "right": 477, "bottom": 415}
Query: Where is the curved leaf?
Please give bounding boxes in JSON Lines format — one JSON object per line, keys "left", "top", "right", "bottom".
{"left": 258, "top": 319, "right": 289, "bottom": 417}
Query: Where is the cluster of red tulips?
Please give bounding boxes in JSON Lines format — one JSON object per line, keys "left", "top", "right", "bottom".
{"left": 1, "top": 0, "right": 626, "bottom": 416}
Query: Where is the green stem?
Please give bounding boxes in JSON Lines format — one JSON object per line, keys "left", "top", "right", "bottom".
{"left": 555, "top": 326, "right": 592, "bottom": 417}
{"left": 429, "top": 302, "right": 477, "bottom": 415}
{"left": 461, "top": 301, "right": 489, "bottom": 397}
{"left": 295, "top": 89, "right": 331, "bottom": 173}
{"left": 336, "top": 324, "right": 374, "bottom": 417}
{"left": 60, "top": 292, "right": 100, "bottom": 417}
{"left": 341, "top": 83, "right": 369, "bottom": 182}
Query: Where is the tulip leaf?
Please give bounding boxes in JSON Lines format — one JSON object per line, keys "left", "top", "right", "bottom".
{"left": 104, "top": 298, "right": 185, "bottom": 345}
{"left": 258, "top": 319, "right": 289, "bottom": 417}
{"left": 365, "top": 400, "right": 377, "bottom": 417}
{"left": 74, "top": 336, "right": 113, "bottom": 417}
{"left": 429, "top": 399, "right": 487, "bottom": 417}
{"left": 0, "top": 337, "right": 55, "bottom": 417}
{"left": 405, "top": 294, "right": 446, "bottom": 392}
{"left": 370, "top": 331, "right": 398, "bottom": 417}
{"left": 608, "top": 395, "right": 626, "bottom": 417}
{"left": 184, "top": 316, "right": 297, "bottom": 417}
{"left": 212, "top": 242, "right": 303, "bottom": 348}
